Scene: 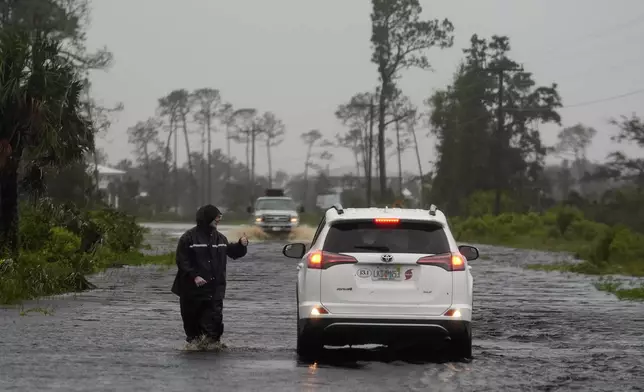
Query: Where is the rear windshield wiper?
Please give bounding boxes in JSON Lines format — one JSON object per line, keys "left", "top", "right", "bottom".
{"left": 353, "top": 245, "right": 390, "bottom": 252}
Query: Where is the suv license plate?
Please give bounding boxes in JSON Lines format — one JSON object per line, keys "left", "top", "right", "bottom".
{"left": 372, "top": 266, "right": 401, "bottom": 281}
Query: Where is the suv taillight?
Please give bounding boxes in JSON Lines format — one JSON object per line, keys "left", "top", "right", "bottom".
{"left": 416, "top": 253, "right": 465, "bottom": 271}
{"left": 307, "top": 251, "right": 358, "bottom": 269}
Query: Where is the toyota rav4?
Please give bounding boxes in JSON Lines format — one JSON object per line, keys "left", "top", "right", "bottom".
{"left": 282, "top": 204, "right": 479, "bottom": 360}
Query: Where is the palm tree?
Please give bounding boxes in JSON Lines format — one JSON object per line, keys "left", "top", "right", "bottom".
{"left": 0, "top": 30, "right": 93, "bottom": 256}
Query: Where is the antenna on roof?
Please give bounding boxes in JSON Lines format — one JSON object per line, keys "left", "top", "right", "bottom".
{"left": 329, "top": 203, "right": 344, "bottom": 215}
{"left": 429, "top": 204, "right": 437, "bottom": 216}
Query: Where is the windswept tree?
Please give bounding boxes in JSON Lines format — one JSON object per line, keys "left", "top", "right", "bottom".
{"left": 390, "top": 92, "right": 416, "bottom": 194}
{"left": 219, "top": 102, "right": 235, "bottom": 180}
{"left": 257, "top": 111, "right": 286, "bottom": 188}
{"left": 335, "top": 92, "right": 376, "bottom": 201}
{"left": 82, "top": 80, "right": 123, "bottom": 190}
{"left": 127, "top": 117, "right": 163, "bottom": 190}
{"left": 333, "top": 128, "right": 363, "bottom": 178}
{"left": 555, "top": 123, "right": 597, "bottom": 162}
{"left": 0, "top": 31, "right": 93, "bottom": 255}
{"left": 192, "top": 88, "right": 222, "bottom": 202}
{"left": 370, "top": 0, "right": 454, "bottom": 196}
{"left": 404, "top": 112, "right": 425, "bottom": 204}
{"left": 606, "top": 114, "right": 644, "bottom": 185}
{"left": 0, "top": 0, "right": 112, "bottom": 71}
{"left": 157, "top": 93, "right": 180, "bottom": 206}
{"left": 230, "top": 108, "right": 258, "bottom": 196}
{"left": 300, "top": 129, "right": 323, "bottom": 204}
{"left": 158, "top": 89, "right": 198, "bottom": 207}
{"left": 554, "top": 123, "right": 597, "bottom": 195}
{"left": 427, "top": 34, "right": 562, "bottom": 215}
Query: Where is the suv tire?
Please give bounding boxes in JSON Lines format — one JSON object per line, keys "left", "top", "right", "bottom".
{"left": 451, "top": 329, "right": 472, "bottom": 361}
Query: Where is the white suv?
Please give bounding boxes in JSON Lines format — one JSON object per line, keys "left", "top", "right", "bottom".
{"left": 282, "top": 204, "right": 479, "bottom": 360}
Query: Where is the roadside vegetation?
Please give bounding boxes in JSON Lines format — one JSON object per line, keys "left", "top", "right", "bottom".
{"left": 448, "top": 196, "right": 644, "bottom": 300}
{"left": 0, "top": 200, "right": 173, "bottom": 304}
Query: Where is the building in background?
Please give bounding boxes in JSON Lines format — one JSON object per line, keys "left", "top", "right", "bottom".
{"left": 87, "top": 164, "right": 126, "bottom": 208}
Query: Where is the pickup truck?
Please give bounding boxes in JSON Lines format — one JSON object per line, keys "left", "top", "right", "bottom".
{"left": 247, "top": 189, "right": 304, "bottom": 235}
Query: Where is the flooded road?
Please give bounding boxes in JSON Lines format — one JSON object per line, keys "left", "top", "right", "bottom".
{"left": 1, "top": 223, "right": 643, "bottom": 391}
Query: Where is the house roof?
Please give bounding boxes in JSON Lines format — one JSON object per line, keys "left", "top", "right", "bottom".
{"left": 87, "top": 164, "right": 126, "bottom": 175}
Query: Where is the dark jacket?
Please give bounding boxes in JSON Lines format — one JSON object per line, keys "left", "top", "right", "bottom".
{"left": 171, "top": 214, "right": 247, "bottom": 300}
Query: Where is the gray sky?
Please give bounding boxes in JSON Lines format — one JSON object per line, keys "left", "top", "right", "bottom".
{"left": 86, "top": 0, "right": 644, "bottom": 176}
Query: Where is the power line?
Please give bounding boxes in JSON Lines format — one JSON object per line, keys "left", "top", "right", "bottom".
{"left": 560, "top": 88, "right": 644, "bottom": 109}
{"left": 433, "top": 13, "right": 644, "bottom": 102}
{"left": 535, "top": 11, "right": 644, "bottom": 57}
{"left": 424, "top": 86, "right": 644, "bottom": 132}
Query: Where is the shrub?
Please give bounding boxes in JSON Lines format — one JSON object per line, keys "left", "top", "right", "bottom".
{"left": 1, "top": 200, "right": 150, "bottom": 304}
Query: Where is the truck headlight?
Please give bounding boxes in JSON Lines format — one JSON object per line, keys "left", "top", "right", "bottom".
{"left": 290, "top": 217, "right": 298, "bottom": 223}
{"left": 255, "top": 216, "right": 263, "bottom": 223}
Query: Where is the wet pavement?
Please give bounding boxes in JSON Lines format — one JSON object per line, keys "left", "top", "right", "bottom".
{"left": 1, "top": 223, "right": 643, "bottom": 391}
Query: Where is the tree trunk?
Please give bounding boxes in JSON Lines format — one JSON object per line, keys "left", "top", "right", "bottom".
{"left": 377, "top": 82, "right": 388, "bottom": 198}
{"left": 226, "top": 126, "right": 231, "bottom": 181}
{"left": 354, "top": 147, "right": 361, "bottom": 179}
{"left": 181, "top": 115, "right": 196, "bottom": 208}
{"left": 409, "top": 124, "right": 424, "bottom": 208}
{"left": 0, "top": 158, "right": 20, "bottom": 257}
{"left": 367, "top": 99, "right": 375, "bottom": 206}
{"left": 251, "top": 129, "right": 256, "bottom": 196}
{"left": 245, "top": 132, "right": 250, "bottom": 187}
{"left": 303, "top": 144, "right": 313, "bottom": 206}
{"left": 206, "top": 113, "right": 212, "bottom": 202}
{"left": 395, "top": 120, "right": 403, "bottom": 195}
{"left": 201, "top": 124, "right": 207, "bottom": 205}
{"left": 173, "top": 119, "right": 178, "bottom": 210}
{"left": 266, "top": 139, "right": 273, "bottom": 188}
{"left": 162, "top": 128, "right": 174, "bottom": 210}
{"left": 144, "top": 144, "right": 151, "bottom": 194}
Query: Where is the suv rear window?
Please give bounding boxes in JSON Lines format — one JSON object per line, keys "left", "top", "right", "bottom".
{"left": 323, "top": 220, "right": 450, "bottom": 254}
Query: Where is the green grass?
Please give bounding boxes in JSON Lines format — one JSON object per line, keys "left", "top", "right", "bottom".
{"left": 594, "top": 279, "right": 644, "bottom": 301}
{"left": 460, "top": 232, "right": 644, "bottom": 301}
{"left": 459, "top": 234, "right": 585, "bottom": 254}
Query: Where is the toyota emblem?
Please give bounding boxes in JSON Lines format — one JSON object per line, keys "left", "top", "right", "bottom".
{"left": 381, "top": 254, "right": 393, "bottom": 263}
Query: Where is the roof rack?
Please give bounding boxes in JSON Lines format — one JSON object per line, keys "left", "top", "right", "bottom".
{"left": 429, "top": 204, "right": 438, "bottom": 216}
{"left": 329, "top": 203, "right": 344, "bottom": 215}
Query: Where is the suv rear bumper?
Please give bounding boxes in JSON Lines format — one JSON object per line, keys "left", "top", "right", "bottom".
{"left": 298, "top": 317, "right": 470, "bottom": 347}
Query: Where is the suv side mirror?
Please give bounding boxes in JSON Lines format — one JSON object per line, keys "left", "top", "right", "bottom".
{"left": 246, "top": 206, "right": 254, "bottom": 213}
{"left": 283, "top": 243, "right": 306, "bottom": 259}
{"left": 297, "top": 205, "right": 305, "bottom": 213}
{"left": 458, "top": 245, "right": 479, "bottom": 261}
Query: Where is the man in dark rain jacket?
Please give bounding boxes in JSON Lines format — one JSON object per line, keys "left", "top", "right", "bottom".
{"left": 171, "top": 204, "right": 249, "bottom": 344}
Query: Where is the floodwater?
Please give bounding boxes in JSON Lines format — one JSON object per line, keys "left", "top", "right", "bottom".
{"left": 1, "top": 223, "right": 642, "bottom": 391}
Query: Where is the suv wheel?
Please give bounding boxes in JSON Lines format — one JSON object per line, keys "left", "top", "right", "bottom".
{"left": 296, "top": 333, "right": 322, "bottom": 359}
{"left": 451, "top": 329, "right": 472, "bottom": 361}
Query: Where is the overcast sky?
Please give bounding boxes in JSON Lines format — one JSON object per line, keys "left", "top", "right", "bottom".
{"left": 85, "top": 0, "right": 644, "bottom": 176}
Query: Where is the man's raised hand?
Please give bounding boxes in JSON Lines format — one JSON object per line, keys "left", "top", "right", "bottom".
{"left": 240, "top": 233, "right": 248, "bottom": 246}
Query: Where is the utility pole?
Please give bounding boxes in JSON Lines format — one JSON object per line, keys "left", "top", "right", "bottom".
{"left": 487, "top": 65, "right": 522, "bottom": 215}
{"left": 206, "top": 110, "right": 212, "bottom": 203}
{"left": 367, "top": 96, "right": 375, "bottom": 207}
